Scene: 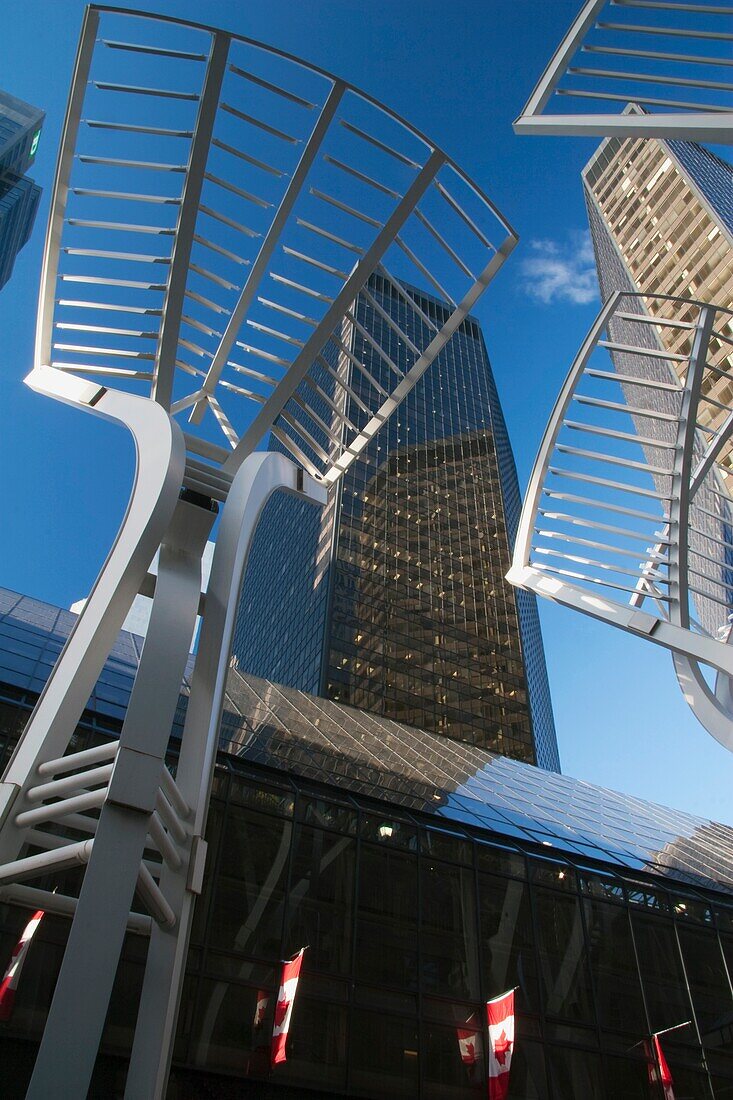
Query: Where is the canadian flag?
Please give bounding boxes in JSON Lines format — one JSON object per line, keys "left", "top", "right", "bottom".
{"left": 487, "top": 989, "right": 515, "bottom": 1100}
{"left": 0, "top": 909, "right": 44, "bottom": 1022}
{"left": 646, "top": 1034, "right": 675, "bottom": 1100}
{"left": 271, "top": 947, "right": 306, "bottom": 1066}
{"left": 456, "top": 1012, "right": 483, "bottom": 1067}
{"left": 253, "top": 989, "right": 269, "bottom": 1031}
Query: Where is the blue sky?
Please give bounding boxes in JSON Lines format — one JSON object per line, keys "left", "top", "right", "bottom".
{"left": 1, "top": 0, "right": 732, "bottom": 824}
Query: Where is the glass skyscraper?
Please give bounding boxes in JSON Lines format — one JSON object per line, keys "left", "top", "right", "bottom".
{"left": 233, "top": 272, "right": 559, "bottom": 771}
{"left": 0, "top": 89, "right": 43, "bottom": 292}
{"left": 582, "top": 115, "right": 733, "bottom": 638}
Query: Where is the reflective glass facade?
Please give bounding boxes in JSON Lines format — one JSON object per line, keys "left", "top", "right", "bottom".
{"left": 0, "top": 89, "right": 43, "bottom": 291}
{"left": 583, "top": 128, "right": 733, "bottom": 636}
{"left": 0, "top": 589, "right": 732, "bottom": 1096}
{"left": 583, "top": 130, "right": 733, "bottom": 444}
{"left": 233, "top": 273, "right": 559, "bottom": 771}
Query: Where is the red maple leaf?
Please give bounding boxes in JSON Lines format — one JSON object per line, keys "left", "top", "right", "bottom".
{"left": 462, "top": 1039, "right": 475, "bottom": 1062}
{"left": 493, "top": 1028, "right": 512, "bottom": 1066}
{"left": 274, "top": 998, "right": 289, "bottom": 1028}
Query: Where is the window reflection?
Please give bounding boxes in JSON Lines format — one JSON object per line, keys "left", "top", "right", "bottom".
{"left": 420, "top": 859, "right": 480, "bottom": 1000}
{"left": 356, "top": 843, "right": 418, "bottom": 991}
{"left": 534, "top": 888, "right": 595, "bottom": 1024}
{"left": 632, "top": 915, "right": 695, "bottom": 1041}
{"left": 583, "top": 898, "right": 646, "bottom": 1035}
{"left": 678, "top": 925, "right": 733, "bottom": 1053}
{"left": 207, "top": 807, "right": 291, "bottom": 960}
{"left": 284, "top": 825, "right": 355, "bottom": 976}
{"left": 479, "top": 871, "right": 539, "bottom": 1013}
{"left": 350, "top": 1009, "right": 419, "bottom": 1099}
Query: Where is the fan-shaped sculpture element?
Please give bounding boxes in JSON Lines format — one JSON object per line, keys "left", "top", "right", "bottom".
{"left": 35, "top": 4, "right": 516, "bottom": 499}
{"left": 507, "top": 291, "right": 733, "bottom": 749}
{"left": 514, "top": 0, "right": 733, "bottom": 143}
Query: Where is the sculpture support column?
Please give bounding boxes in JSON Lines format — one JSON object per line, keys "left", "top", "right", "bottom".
{"left": 125, "top": 451, "right": 327, "bottom": 1100}
{"left": 25, "top": 493, "right": 216, "bottom": 1099}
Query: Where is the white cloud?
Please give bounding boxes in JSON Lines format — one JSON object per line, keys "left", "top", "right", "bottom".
{"left": 520, "top": 232, "right": 598, "bottom": 306}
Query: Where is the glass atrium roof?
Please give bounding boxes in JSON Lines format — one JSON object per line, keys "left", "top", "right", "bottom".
{"left": 1, "top": 586, "right": 732, "bottom": 897}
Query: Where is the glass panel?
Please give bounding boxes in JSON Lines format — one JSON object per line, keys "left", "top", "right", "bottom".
{"left": 547, "top": 1046, "right": 604, "bottom": 1099}
{"left": 529, "top": 858, "right": 576, "bottom": 892}
{"left": 422, "top": 1019, "right": 485, "bottom": 1100}
{"left": 227, "top": 775, "right": 294, "bottom": 817}
{"left": 505, "top": 1038, "right": 548, "bottom": 1099}
{"left": 354, "top": 984, "right": 417, "bottom": 1015}
{"left": 420, "top": 858, "right": 480, "bottom": 1000}
{"left": 625, "top": 882, "right": 671, "bottom": 913}
{"left": 274, "top": 994, "right": 348, "bottom": 1092}
{"left": 579, "top": 872, "right": 625, "bottom": 904}
{"left": 283, "top": 824, "right": 355, "bottom": 975}
{"left": 478, "top": 872, "right": 539, "bottom": 1013}
{"left": 664, "top": 1051, "right": 715, "bottom": 1100}
{"left": 297, "top": 794, "right": 357, "bottom": 834}
{"left": 350, "top": 1008, "right": 419, "bottom": 1099}
{"left": 632, "top": 915, "right": 694, "bottom": 1042}
{"left": 678, "top": 926, "right": 733, "bottom": 1053}
{"left": 601, "top": 1054, "right": 654, "bottom": 1099}
{"left": 673, "top": 897, "right": 713, "bottom": 924}
{"left": 356, "top": 843, "right": 418, "bottom": 991}
{"left": 207, "top": 807, "right": 292, "bottom": 961}
{"left": 476, "top": 843, "right": 526, "bottom": 879}
{"left": 420, "top": 828, "right": 472, "bottom": 865}
{"left": 179, "top": 979, "right": 272, "bottom": 1076}
{"left": 583, "top": 898, "right": 646, "bottom": 1036}
{"left": 533, "top": 887, "right": 596, "bottom": 1024}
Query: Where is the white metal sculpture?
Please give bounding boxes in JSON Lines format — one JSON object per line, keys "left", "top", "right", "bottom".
{"left": 514, "top": 0, "right": 733, "bottom": 143}
{"left": 507, "top": 290, "right": 733, "bottom": 750}
{"left": 0, "top": 6, "right": 517, "bottom": 1097}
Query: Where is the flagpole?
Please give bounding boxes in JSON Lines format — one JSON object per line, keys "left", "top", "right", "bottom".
{"left": 626, "top": 1019, "right": 692, "bottom": 1051}
{"left": 486, "top": 986, "right": 519, "bottom": 1002}
{"left": 653, "top": 1020, "right": 692, "bottom": 1038}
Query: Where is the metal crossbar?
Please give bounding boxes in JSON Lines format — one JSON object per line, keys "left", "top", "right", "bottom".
{"left": 514, "top": 0, "right": 733, "bottom": 141}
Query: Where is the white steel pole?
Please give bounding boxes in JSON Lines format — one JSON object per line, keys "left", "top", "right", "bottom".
{"left": 125, "top": 451, "right": 327, "bottom": 1100}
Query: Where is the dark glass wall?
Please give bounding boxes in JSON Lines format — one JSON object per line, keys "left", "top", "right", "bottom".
{"left": 0, "top": 701, "right": 730, "bottom": 1099}
{"left": 151, "top": 770, "right": 733, "bottom": 1099}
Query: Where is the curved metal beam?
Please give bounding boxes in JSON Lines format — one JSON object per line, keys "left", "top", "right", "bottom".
{"left": 0, "top": 366, "right": 185, "bottom": 866}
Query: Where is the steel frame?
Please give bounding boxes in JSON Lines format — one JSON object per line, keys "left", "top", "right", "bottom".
{"left": 514, "top": 0, "right": 733, "bottom": 142}
{"left": 507, "top": 291, "right": 733, "bottom": 750}
{"left": 4, "top": 6, "right": 517, "bottom": 1097}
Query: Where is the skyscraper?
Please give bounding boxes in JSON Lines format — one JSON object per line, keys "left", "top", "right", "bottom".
{"left": 234, "top": 271, "right": 560, "bottom": 771}
{"left": 583, "top": 112, "right": 733, "bottom": 423}
{"left": 583, "top": 111, "right": 733, "bottom": 638}
{"left": 0, "top": 89, "right": 43, "bottom": 292}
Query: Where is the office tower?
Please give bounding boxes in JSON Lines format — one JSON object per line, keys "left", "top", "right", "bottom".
{"left": 583, "top": 114, "right": 733, "bottom": 430}
{"left": 583, "top": 116, "right": 733, "bottom": 638}
{"left": 1, "top": 585, "right": 733, "bottom": 1097}
{"left": 233, "top": 271, "right": 560, "bottom": 771}
{"left": 0, "top": 89, "right": 43, "bottom": 291}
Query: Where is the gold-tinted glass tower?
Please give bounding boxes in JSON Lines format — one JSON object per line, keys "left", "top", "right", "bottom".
{"left": 583, "top": 120, "right": 733, "bottom": 459}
